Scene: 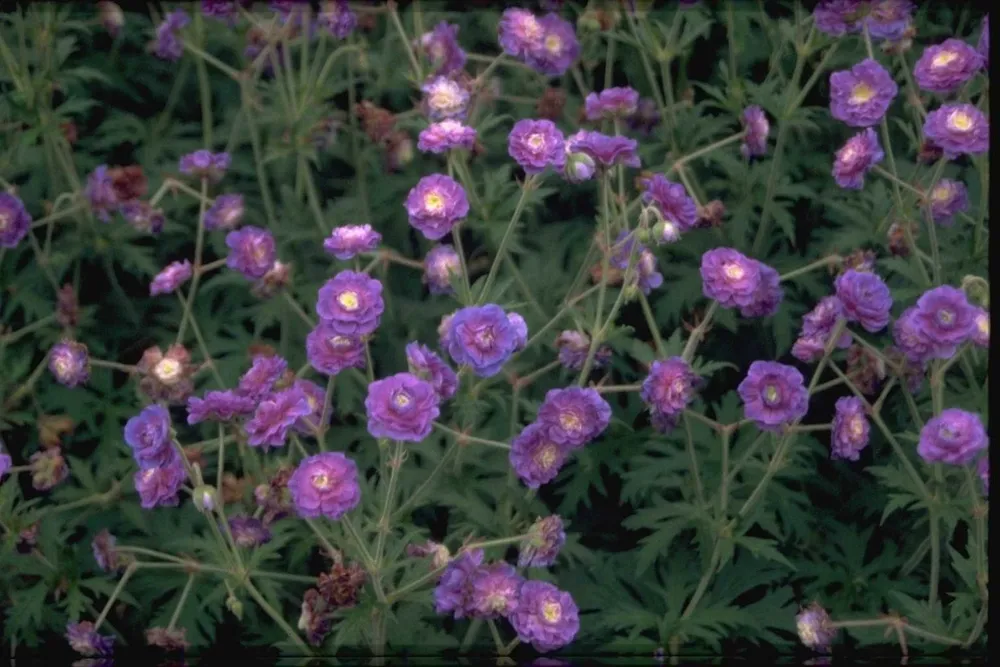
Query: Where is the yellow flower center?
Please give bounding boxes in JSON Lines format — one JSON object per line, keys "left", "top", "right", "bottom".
{"left": 849, "top": 416, "right": 864, "bottom": 438}
{"left": 307, "top": 395, "right": 318, "bottom": 410}
{"left": 932, "top": 51, "right": 958, "bottom": 68}
{"left": 938, "top": 308, "right": 954, "bottom": 325}
{"left": 312, "top": 472, "right": 331, "bottom": 490}
{"left": 723, "top": 263, "right": 745, "bottom": 280}
{"left": 931, "top": 185, "right": 951, "bottom": 201}
{"left": 542, "top": 601, "right": 562, "bottom": 623}
{"left": 252, "top": 242, "right": 268, "bottom": 263}
{"left": 425, "top": 192, "right": 445, "bottom": 212}
{"left": 431, "top": 88, "right": 458, "bottom": 110}
{"left": 154, "top": 358, "right": 182, "bottom": 384}
{"left": 948, "top": 111, "right": 973, "bottom": 132}
{"left": 764, "top": 385, "right": 779, "bottom": 403}
{"left": 545, "top": 34, "right": 562, "bottom": 54}
{"left": 337, "top": 290, "right": 360, "bottom": 311}
{"left": 329, "top": 335, "right": 351, "bottom": 348}
{"left": 850, "top": 82, "right": 875, "bottom": 104}
{"left": 797, "top": 620, "right": 818, "bottom": 645}
{"left": 977, "top": 316, "right": 989, "bottom": 336}
{"left": 393, "top": 392, "right": 412, "bottom": 408}
{"left": 535, "top": 444, "right": 558, "bottom": 470}
{"left": 527, "top": 133, "right": 545, "bottom": 150}
{"left": 559, "top": 412, "right": 582, "bottom": 432}
{"left": 54, "top": 358, "right": 71, "bottom": 375}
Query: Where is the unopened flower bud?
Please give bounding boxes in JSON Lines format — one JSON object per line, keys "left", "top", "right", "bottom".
{"left": 961, "top": 275, "right": 989, "bottom": 308}
{"left": 226, "top": 595, "right": 243, "bottom": 620}
{"left": 193, "top": 485, "right": 216, "bottom": 512}
{"left": 564, "top": 152, "right": 595, "bottom": 183}
{"left": 651, "top": 220, "right": 681, "bottom": 244}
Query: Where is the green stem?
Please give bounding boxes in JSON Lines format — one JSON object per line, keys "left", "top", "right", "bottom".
{"left": 176, "top": 178, "right": 209, "bottom": 344}
{"left": 433, "top": 422, "right": 510, "bottom": 450}
{"left": 779, "top": 255, "right": 842, "bottom": 283}
{"left": 392, "top": 441, "right": 458, "bottom": 519}
{"left": 638, "top": 292, "right": 665, "bottom": 357}
{"left": 682, "top": 413, "right": 706, "bottom": 507}
{"left": 477, "top": 177, "right": 536, "bottom": 304}
{"left": 243, "top": 578, "right": 310, "bottom": 650}
{"left": 93, "top": 562, "right": 137, "bottom": 632}
{"left": 928, "top": 509, "right": 940, "bottom": 607}
{"left": 374, "top": 442, "right": 404, "bottom": 566}
{"left": 167, "top": 573, "right": 196, "bottom": 630}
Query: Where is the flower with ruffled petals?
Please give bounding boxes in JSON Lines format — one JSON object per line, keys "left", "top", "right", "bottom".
{"left": 509, "top": 119, "right": 567, "bottom": 174}
{"left": 365, "top": 372, "right": 440, "bottom": 442}
{"left": 288, "top": 452, "right": 361, "bottom": 519}
{"left": 433, "top": 548, "right": 483, "bottom": 618}
{"left": 829, "top": 58, "right": 897, "bottom": 127}
{"left": 866, "top": 0, "right": 914, "bottom": 40}
{"left": 813, "top": 0, "right": 864, "bottom": 37}
{"left": 796, "top": 602, "right": 837, "bottom": 651}
{"left": 923, "top": 103, "right": 989, "bottom": 159}
{"left": 926, "top": 179, "right": 968, "bottom": 226}
{"left": 226, "top": 226, "right": 276, "bottom": 279}
{"left": 187, "top": 390, "right": 256, "bottom": 424}
{"left": 468, "top": 562, "right": 523, "bottom": 619}
{"left": 566, "top": 130, "right": 640, "bottom": 169}
{"left": 971, "top": 308, "right": 989, "bottom": 348}
{"left": 892, "top": 306, "right": 933, "bottom": 364}
{"left": 835, "top": 269, "right": 892, "bottom": 332}
{"left": 510, "top": 581, "right": 580, "bottom": 653}
{"left": 315, "top": 270, "right": 384, "bottom": 336}
{"left": 421, "top": 76, "right": 469, "bottom": 121}
{"left": 641, "top": 357, "right": 698, "bottom": 421}
{"left": 318, "top": 0, "right": 355, "bottom": 39}
{"left": 306, "top": 326, "right": 367, "bottom": 377}
{"left": 86, "top": 165, "right": 118, "bottom": 222}
{"left": 423, "top": 244, "right": 461, "bottom": 294}
{"left": 0, "top": 450, "right": 11, "bottom": 480}
{"left": 229, "top": 515, "right": 272, "bottom": 547}
{"left": 154, "top": 10, "right": 188, "bottom": 61}
{"left": 917, "top": 409, "right": 987, "bottom": 465}
{"left": 179, "top": 150, "right": 230, "bottom": 181}
{"left": 700, "top": 248, "right": 761, "bottom": 310}
{"left": 499, "top": 9, "right": 544, "bottom": 59}
{"left": 911, "top": 285, "right": 976, "bottom": 360}
{"left": 584, "top": 87, "right": 639, "bottom": 120}
{"left": 204, "top": 193, "right": 245, "bottom": 230}
{"left": 419, "top": 21, "right": 466, "bottom": 76}
{"left": 67, "top": 621, "right": 115, "bottom": 657}
{"left": 740, "top": 262, "right": 783, "bottom": 318}
{"left": 642, "top": 174, "right": 698, "bottom": 233}
{"left": 519, "top": 515, "right": 566, "bottom": 568}
{"left": 525, "top": 14, "right": 579, "bottom": 76}
{"left": 537, "top": 387, "right": 611, "bottom": 449}
{"left": 124, "top": 405, "right": 174, "bottom": 469}
{"left": 555, "top": 331, "right": 610, "bottom": 371}
{"left": 738, "top": 361, "right": 809, "bottom": 431}
{"left": 135, "top": 457, "right": 186, "bottom": 508}
{"left": 831, "top": 396, "right": 870, "bottom": 461}
{"left": 236, "top": 354, "right": 287, "bottom": 400}
{"left": 49, "top": 340, "right": 90, "bottom": 387}
{"left": 150, "top": 260, "right": 192, "bottom": 296}
{"left": 324, "top": 224, "right": 381, "bottom": 260}
{"left": 445, "top": 304, "right": 522, "bottom": 377}
{"left": 245, "top": 386, "right": 312, "bottom": 449}
{"left": 292, "top": 378, "right": 328, "bottom": 435}
{"left": 792, "top": 296, "right": 852, "bottom": 362}
{"left": 405, "top": 174, "right": 469, "bottom": 240}
{"left": 833, "top": 128, "right": 883, "bottom": 189}
{"left": 510, "top": 422, "right": 570, "bottom": 489}
{"left": 119, "top": 201, "right": 164, "bottom": 233}
{"left": 418, "top": 119, "right": 477, "bottom": 153}
{"left": 914, "top": 39, "right": 983, "bottom": 93}
{"left": 740, "top": 105, "right": 770, "bottom": 158}
{"left": 509, "top": 313, "right": 528, "bottom": 350}
{"left": 406, "top": 342, "right": 458, "bottom": 402}
{"left": 0, "top": 192, "right": 31, "bottom": 248}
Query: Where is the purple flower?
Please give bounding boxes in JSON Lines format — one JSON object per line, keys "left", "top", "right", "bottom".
{"left": 642, "top": 357, "right": 698, "bottom": 420}
{"left": 419, "top": 22, "right": 466, "bottom": 76}
{"left": 917, "top": 409, "right": 987, "bottom": 465}
{"left": 914, "top": 39, "right": 983, "bottom": 93}
{"left": 288, "top": 452, "right": 361, "bottom": 519}
{"left": 324, "top": 224, "right": 381, "bottom": 260}
{"left": 927, "top": 179, "right": 969, "bottom": 226}
{"left": 421, "top": 76, "right": 470, "bottom": 121}
{"left": 584, "top": 87, "right": 639, "bottom": 120}
{"left": 91, "top": 530, "right": 122, "bottom": 573}
{"left": 829, "top": 58, "right": 897, "bottom": 127}
{"left": 0, "top": 450, "right": 11, "bottom": 480}
{"left": 317, "top": 0, "right": 355, "bottom": 39}
{"left": 201, "top": 0, "right": 244, "bottom": 24}
{"left": 292, "top": 379, "right": 328, "bottom": 435}
{"left": 509, "top": 119, "right": 567, "bottom": 174}
{"left": 365, "top": 372, "right": 440, "bottom": 442}
{"left": 510, "top": 422, "right": 570, "bottom": 489}
{"left": 637, "top": 247, "right": 664, "bottom": 295}
{"left": 229, "top": 515, "right": 272, "bottom": 547}
{"left": 566, "top": 130, "right": 640, "bottom": 169}
{"left": 977, "top": 455, "right": 989, "bottom": 496}
{"left": 434, "top": 548, "right": 484, "bottom": 618}
{"left": 971, "top": 308, "right": 989, "bottom": 348}
{"left": 445, "top": 304, "right": 522, "bottom": 377}
{"left": 796, "top": 603, "right": 837, "bottom": 651}
{"left": 405, "top": 174, "right": 470, "bottom": 240}
{"left": 813, "top": 0, "right": 864, "bottom": 37}
{"left": 509, "top": 313, "right": 528, "bottom": 350}
{"left": 245, "top": 386, "right": 312, "bottom": 449}
{"left": 911, "top": 285, "right": 976, "bottom": 360}
{"left": 537, "top": 387, "right": 611, "bottom": 449}
{"left": 66, "top": 621, "right": 114, "bottom": 657}
{"left": 792, "top": 296, "right": 852, "bottom": 362}
{"left": 154, "top": 10, "right": 188, "bottom": 61}
{"left": 0, "top": 192, "right": 31, "bottom": 248}
{"left": 49, "top": 340, "right": 90, "bottom": 387}
{"left": 468, "top": 562, "right": 523, "bottom": 619}
{"left": 204, "top": 193, "right": 245, "bottom": 230}
{"left": 835, "top": 269, "right": 892, "bottom": 332}
{"left": 498, "top": 9, "right": 544, "bottom": 59}
{"left": 150, "top": 260, "right": 192, "bottom": 296}
{"left": 315, "top": 270, "right": 385, "bottom": 336}
{"left": 831, "top": 396, "right": 870, "bottom": 461}
{"left": 86, "top": 165, "right": 118, "bottom": 222}
{"left": 226, "top": 226, "right": 276, "bottom": 279}
{"left": 740, "top": 105, "right": 770, "bottom": 158}
{"left": 555, "top": 330, "right": 610, "bottom": 371}
{"left": 832, "top": 128, "right": 883, "bottom": 189}
{"left": 510, "top": 581, "right": 580, "bottom": 653}
{"left": 866, "top": 0, "right": 914, "bottom": 41}
{"left": 187, "top": 390, "right": 256, "bottom": 424}
{"left": 642, "top": 174, "right": 698, "bottom": 232}
{"left": 978, "top": 15, "right": 989, "bottom": 69}
{"left": 519, "top": 515, "right": 566, "bottom": 568}
{"left": 738, "top": 361, "right": 809, "bottom": 431}
{"left": 525, "top": 14, "right": 579, "bottom": 76}
{"left": 423, "top": 244, "right": 462, "bottom": 294}
{"left": 179, "top": 150, "right": 231, "bottom": 181}
{"left": 135, "top": 459, "right": 186, "bottom": 509}
{"left": 418, "top": 120, "right": 477, "bottom": 153}
{"left": 627, "top": 97, "right": 662, "bottom": 135}
{"left": 237, "top": 355, "right": 288, "bottom": 400}
{"left": 124, "top": 405, "right": 174, "bottom": 469}
{"left": 892, "top": 306, "right": 934, "bottom": 364}
{"left": 923, "top": 103, "right": 989, "bottom": 159}
{"left": 700, "top": 247, "right": 761, "bottom": 309}
{"left": 306, "top": 325, "right": 367, "bottom": 375}
{"left": 120, "top": 201, "right": 164, "bottom": 234}
{"left": 740, "top": 262, "right": 783, "bottom": 318}
{"left": 406, "top": 342, "right": 458, "bottom": 402}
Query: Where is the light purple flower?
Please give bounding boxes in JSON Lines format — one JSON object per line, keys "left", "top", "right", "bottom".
{"left": 738, "top": 361, "right": 809, "bottom": 431}
{"left": 418, "top": 120, "right": 477, "bottom": 153}
{"left": 292, "top": 378, "right": 328, "bottom": 435}
{"left": 49, "top": 340, "right": 90, "bottom": 387}
{"left": 120, "top": 201, "right": 164, "bottom": 234}
{"left": 421, "top": 76, "right": 470, "bottom": 121}
{"left": 419, "top": 21, "right": 466, "bottom": 76}
{"left": 226, "top": 226, "right": 276, "bottom": 279}
{"left": 0, "top": 192, "right": 31, "bottom": 248}
{"left": 866, "top": 0, "right": 914, "bottom": 41}
{"left": 406, "top": 342, "right": 458, "bottom": 402}
{"left": 288, "top": 452, "right": 361, "bottom": 519}
{"left": 911, "top": 285, "right": 976, "bottom": 360}
{"left": 813, "top": 0, "right": 864, "bottom": 37}
{"left": 917, "top": 409, "right": 987, "bottom": 465}
{"left": 245, "top": 386, "right": 312, "bottom": 449}
{"left": 796, "top": 603, "right": 837, "bottom": 651}
{"left": 86, "top": 165, "right": 118, "bottom": 222}
{"left": 186, "top": 390, "right": 256, "bottom": 424}
{"left": 510, "top": 581, "right": 580, "bottom": 653}
{"left": 237, "top": 355, "right": 288, "bottom": 400}
{"left": 642, "top": 174, "right": 698, "bottom": 232}
{"left": 179, "top": 150, "right": 231, "bottom": 181}
{"left": 835, "top": 269, "right": 892, "bottom": 332}
{"left": 317, "top": 0, "right": 355, "bottom": 39}
{"left": 365, "top": 372, "right": 440, "bottom": 442}
{"left": 0, "top": 450, "right": 10, "bottom": 479}
{"left": 509, "top": 119, "right": 567, "bottom": 174}
{"left": 914, "top": 39, "right": 983, "bottom": 93}
{"left": 518, "top": 515, "right": 566, "bottom": 568}
{"left": 315, "top": 270, "right": 385, "bottom": 336}
{"left": 537, "top": 387, "right": 611, "bottom": 449}
{"left": 66, "top": 621, "right": 115, "bottom": 657}
{"left": 123, "top": 405, "right": 174, "bottom": 469}
{"left": 740, "top": 262, "right": 783, "bottom": 318}
{"left": 324, "top": 224, "right": 381, "bottom": 260}
{"left": 524, "top": 14, "right": 579, "bottom": 76}
{"left": 154, "top": 10, "right": 189, "bottom": 61}
{"left": 405, "top": 174, "right": 469, "bottom": 240}
{"left": 831, "top": 396, "right": 870, "bottom": 461}
{"left": 204, "top": 193, "right": 245, "bottom": 230}
{"left": 135, "top": 459, "right": 186, "bottom": 509}
{"left": 565, "top": 130, "right": 640, "bottom": 169}
{"left": 150, "top": 260, "right": 192, "bottom": 296}
{"left": 927, "top": 179, "right": 969, "bottom": 226}
{"left": 555, "top": 331, "right": 610, "bottom": 371}
{"left": 510, "top": 422, "right": 570, "bottom": 489}
{"left": 923, "top": 103, "right": 989, "bottom": 159}
{"left": 700, "top": 247, "right": 761, "bottom": 310}
{"left": 468, "top": 562, "right": 523, "bottom": 619}
{"left": 423, "top": 244, "right": 461, "bottom": 294}
{"left": 445, "top": 304, "right": 522, "bottom": 377}
{"left": 641, "top": 357, "right": 698, "bottom": 420}
{"left": 832, "top": 128, "right": 883, "bottom": 189}
{"left": 306, "top": 324, "right": 367, "bottom": 376}
{"left": 740, "top": 105, "right": 770, "bottom": 158}
{"left": 971, "top": 308, "right": 989, "bottom": 348}
{"left": 892, "top": 306, "right": 934, "bottom": 364}
{"left": 498, "top": 9, "right": 544, "bottom": 59}
{"left": 792, "top": 296, "right": 852, "bottom": 362}
{"left": 434, "top": 548, "right": 484, "bottom": 618}
{"left": 584, "top": 87, "right": 639, "bottom": 120}
{"left": 509, "top": 313, "right": 528, "bottom": 350}
{"left": 829, "top": 58, "right": 898, "bottom": 127}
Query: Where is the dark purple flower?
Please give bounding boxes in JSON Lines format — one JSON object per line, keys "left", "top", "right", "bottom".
{"left": 424, "top": 244, "right": 462, "bottom": 294}
{"left": 306, "top": 324, "right": 367, "bottom": 376}
{"left": 187, "top": 390, "right": 256, "bottom": 424}
{"left": 419, "top": 21, "right": 466, "bottom": 76}
{"left": 315, "top": 270, "right": 384, "bottom": 336}
{"left": 226, "top": 226, "right": 276, "bottom": 279}
{"left": 525, "top": 14, "right": 579, "bottom": 76}
{"left": 642, "top": 174, "right": 698, "bottom": 233}
{"left": 510, "top": 581, "right": 580, "bottom": 653}
{"left": 499, "top": 9, "right": 544, "bottom": 59}
{"left": 509, "top": 313, "right": 528, "bottom": 350}
{"left": 865, "top": 0, "right": 914, "bottom": 41}
{"left": 555, "top": 330, "right": 610, "bottom": 371}
{"left": 92, "top": 530, "right": 124, "bottom": 573}
{"left": 978, "top": 15, "right": 989, "bottom": 69}
{"left": 738, "top": 361, "right": 809, "bottom": 431}
{"left": 917, "top": 408, "right": 987, "bottom": 465}
{"left": 86, "top": 166, "right": 118, "bottom": 222}
{"left": 796, "top": 603, "right": 837, "bottom": 651}
{"left": 565, "top": 130, "right": 640, "bottom": 169}
{"left": 204, "top": 193, "right": 245, "bottom": 230}
{"left": 317, "top": 0, "right": 355, "bottom": 39}
{"left": 977, "top": 455, "right": 988, "bottom": 496}
{"left": 813, "top": 0, "right": 864, "bottom": 37}
{"left": 421, "top": 76, "right": 470, "bottom": 121}
{"left": 740, "top": 105, "right": 770, "bottom": 158}
{"left": 627, "top": 97, "right": 662, "bottom": 135}
{"left": 66, "top": 621, "right": 114, "bottom": 657}
{"left": 792, "top": 296, "right": 852, "bottom": 362}
{"left": 124, "top": 404, "right": 174, "bottom": 469}
{"left": 405, "top": 174, "right": 469, "bottom": 240}
{"left": 236, "top": 355, "right": 287, "bottom": 400}
{"left": 229, "top": 515, "right": 272, "bottom": 547}
{"left": 641, "top": 357, "right": 698, "bottom": 420}
{"left": 418, "top": 119, "right": 477, "bottom": 153}
{"left": 49, "top": 340, "right": 90, "bottom": 387}
{"left": 923, "top": 103, "right": 989, "bottom": 159}
{"left": 154, "top": 10, "right": 189, "bottom": 61}
{"left": 740, "top": 262, "right": 783, "bottom": 318}
{"left": 468, "top": 562, "right": 523, "bottom": 619}
{"left": 700, "top": 247, "right": 761, "bottom": 309}
{"left": 911, "top": 285, "right": 976, "bottom": 359}
{"left": 0, "top": 192, "right": 32, "bottom": 248}
{"left": 892, "top": 306, "right": 934, "bottom": 364}
{"left": 292, "top": 378, "right": 328, "bottom": 435}
{"left": 119, "top": 201, "right": 164, "bottom": 234}
{"left": 179, "top": 150, "right": 230, "bottom": 181}
{"left": 510, "top": 422, "right": 570, "bottom": 489}
{"left": 637, "top": 247, "right": 663, "bottom": 295}
{"left": 406, "top": 342, "right": 458, "bottom": 402}
{"left": 537, "top": 387, "right": 611, "bottom": 449}
{"left": 135, "top": 458, "right": 186, "bottom": 509}
{"left": 288, "top": 452, "right": 361, "bottom": 519}
{"left": 365, "top": 372, "right": 440, "bottom": 442}
{"left": 835, "top": 269, "right": 892, "bottom": 332}
{"left": 829, "top": 58, "right": 898, "bottom": 127}
{"left": 927, "top": 179, "right": 968, "bottom": 226}
{"left": 971, "top": 308, "right": 989, "bottom": 348}
{"left": 519, "top": 515, "right": 566, "bottom": 568}
{"left": 831, "top": 396, "right": 870, "bottom": 461}
{"left": 509, "top": 119, "right": 567, "bottom": 174}
{"left": 445, "top": 304, "right": 522, "bottom": 377}
{"left": 0, "top": 450, "right": 11, "bottom": 480}
{"left": 434, "top": 548, "right": 484, "bottom": 618}
{"left": 245, "top": 386, "right": 312, "bottom": 449}
{"left": 150, "top": 260, "right": 192, "bottom": 296}
{"left": 914, "top": 39, "right": 983, "bottom": 93}
{"left": 584, "top": 87, "right": 639, "bottom": 120}
{"left": 324, "top": 224, "right": 381, "bottom": 260}
{"left": 832, "top": 128, "right": 883, "bottom": 189}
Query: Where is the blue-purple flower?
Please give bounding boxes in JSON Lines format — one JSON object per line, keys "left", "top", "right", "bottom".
{"left": 418, "top": 22, "right": 467, "bottom": 76}
{"left": 154, "top": 10, "right": 189, "bottom": 61}
{"left": 406, "top": 342, "right": 459, "bottom": 402}
{"left": 86, "top": 165, "right": 118, "bottom": 222}
{"left": 509, "top": 581, "right": 580, "bottom": 653}
{"left": 740, "top": 105, "right": 770, "bottom": 158}
{"left": 914, "top": 39, "right": 983, "bottom": 93}
{"left": 288, "top": 451, "right": 361, "bottom": 519}
{"left": 923, "top": 103, "right": 989, "bottom": 159}
{"left": 66, "top": 621, "right": 115, "bottom": 657}
{"left": 829, "top": 58, "right": 897, "bottom": 127}
{"left": 123, "top": 405, "right": 174, "bottom": 469}
{"left": 49, "top": 340, "right": 90, "bottom": 387}
{"left": 179, "top": 150, "right": 231, "bottom": 181}
{"left": 641, "top": 357, "right": 698, "bottom": 421}
{"left": 0, "top": 192, "right": 31, "bottom": 248}
{"left": 135, "top": 459, "right": 186, "bottom": 509}
{"left": 421, "top": 76, "right": 470, "bottom": 121}
{"left": 927, "top": 179, "right": 968, "bottom": 225}
{"left": 536, "top": 387, "right": 611, "bottom": 449}
{"left": 642, "top": 174, "right": 698, "bottom": 233}
{"left": 237, "top": 354, "right": 288, "bottom": 400}
{"left": 405, "top": 174, "right": 469, "bottom": 240}
{"left": 555, "top": 331, "right": 610, "bottom": 371}
{"left": 324, "top": 224, "right": 381, "bottom": 260}
{"left": 150, "top": 260, "right": 192, "bottom": 296}
{"left": 792, "top": 296, "right": 852, "bottom": 362}
{"left": 524, "top": 14, "right": 579, "bottom": 76}
{"left": 910, "top": 285, "right": 977, "bottom": 360}
{"left": 832, "top": 128, "right": 883, "bottom": 189}
{"left": 509, "top": 119, "right": 567, "bottom": 174}
{"left": 204, "top": 193, "right": 245, "bottom": 230}
{"left": 917, "top": 409, "right": 987, "bottom": 465}
{"left": 306, "top": 325, "right": 367, "bottom": 376}
{"left": 444, "top": 304, "right": 523, "bottom": 377}
{"left": 226, "top": 226, "right": 276, "bottom": 279}
{"left": 510, "top": 422, "right": 570, "bottom": 489}
{"left": 519, "top": 515, "right": 566, "bottom": 568}
{"left": 315, "top": 270, "right": 385, "bottom": 336}
{"left": 317, "top": 0, "right": 356, "bottom": 39}
{"left": 187, "top": 390, "right": 256, "bottom": 424}
{"left": 468, "top": 562, "right": 523, "bottom": 619}
{"left": 835, "top": 269, "right": 892, "bottom": 332}
{"left": 245, "top": 385, "right": 313, "bottom": 449}
{"left": 565, "top": 130, "right": 640, "bottom": 169}
{"left": 831, "top": 396, "right": 870, "bottom": 461}
{"left": 584, "top": 87, "right": 639, "bottom": 120}
{"left": 738, "top": 361, "right": 809, "bottom": 431}
{"left": 423, "top": 244, "right": 462, "bottom": 294}
{"left": 365, "top": 372, "right": 440, "bottom": 442}
{"left": 433, "top": 548, "right": 484, "bottom": 618}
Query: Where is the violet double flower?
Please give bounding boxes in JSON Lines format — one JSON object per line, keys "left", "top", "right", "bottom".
{"left": 829, "top": 58, "right": 897, "bottom": 127}
{"left": 737, "top": 361, "right": 809, "bottom": 431}
{"left": 700, "top": 248, "right": 782, "bottom": 318}
{"left": 405, "top": 174, "right": 469, "bottom": 240}
{"left": 288, "top": 452, "right": 361, "bottom": 519}
{"left": 443, "top": 304, "right": 525, "bottom": 377}
{"left": 315, "top": 270, "right": 385, "bottom": 336}
{"left": 365, "top": 372, "right": 441, "bottom": 442}
{"left": 536, "top": 387, "right": 612, "bottom": 449}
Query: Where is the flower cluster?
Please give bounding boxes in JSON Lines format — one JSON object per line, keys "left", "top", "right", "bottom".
{"left": 498, "top": 8, "right": 579, "bottom": 76}
{"left": 125, "top": 405, "right": 186, "bottom": 509}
